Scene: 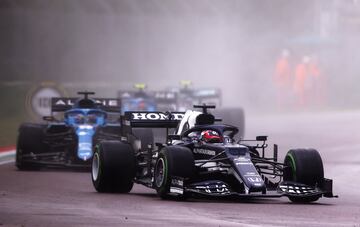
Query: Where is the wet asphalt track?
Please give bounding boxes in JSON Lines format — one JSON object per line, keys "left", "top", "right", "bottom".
{"left": 1, "top": 111, "right": 360, "bottom": 226}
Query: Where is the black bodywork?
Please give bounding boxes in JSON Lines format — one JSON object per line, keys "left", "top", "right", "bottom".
{"left": 118, "top": 107, "right": 335, "bottom": 201}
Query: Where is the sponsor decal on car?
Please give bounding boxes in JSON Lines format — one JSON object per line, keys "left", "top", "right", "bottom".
{"left": 193, "top": 148, "right": 216, "bottom": 156}
{"left": 235, "top": 162, "right": 253, "bottom": 165}
{"left": 54, "top": 99, "right": 119, "bottom": 107}
{"left": 171, "top": 178, "right": 184, "bottom": 187}
{"left": 247, "top": 176, "right": 263, "bottom": 183}
{"left": 131, "top": 112, "right": 184, "bottom": 121}
{"left": 244, "top": 172, "right": 258, "bottom": 176}
{"left": 170, "top": 187, "right": 184, "bottom": 195}
{"left": 195, "top": 184, "right": 230, "bottom": 194}
{"left": 78, "top": 143, "right": 92, "bottom": 151}
{"left": 234, "top": 157, "right": 253, "bottom": 165}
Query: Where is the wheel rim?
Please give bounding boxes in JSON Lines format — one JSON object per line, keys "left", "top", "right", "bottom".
{"left": 155, "top": 158, "right": 165, "bottom": 188}
{"left": 92, "top": 152, "right": 100, "bottom": 181}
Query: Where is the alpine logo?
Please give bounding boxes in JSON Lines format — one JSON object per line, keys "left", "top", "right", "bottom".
{"left": 193, "top": 148, "right": 216, "bottom": 156}
{"left": 55, "top": 99, "right": 72, "bottom": 105}
{"left": 97, "top": 99, "right": 118, "bottom": 107}
{"left": 55, "top": 99, "right": 118, "bottom": 107}
{"left": 131, "top": 112, "right": 184, "bottom": 121}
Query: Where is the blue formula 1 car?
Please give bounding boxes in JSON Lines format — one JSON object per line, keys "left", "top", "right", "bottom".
{"left": 16, "top": 91, "right": 121, "bottom": 170}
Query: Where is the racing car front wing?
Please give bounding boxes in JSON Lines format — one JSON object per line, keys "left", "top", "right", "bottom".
{"left": 168, "top": 178, "right": 337, "bottom": 199}
{"left": 19, "top": 152, "right": 91, "bottom": 169}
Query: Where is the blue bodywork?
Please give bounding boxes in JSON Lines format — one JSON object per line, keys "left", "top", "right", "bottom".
{"left": 16, "top": 92, "right": 120, "bottom": 168}
{"left": 64, "top": 108, "right": 107, "bottom": 161}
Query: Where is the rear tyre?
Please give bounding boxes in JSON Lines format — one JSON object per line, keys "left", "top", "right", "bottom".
{"left": 284, "top": 148, "right": 324, "bottom": 203}
{"left": 154, "top": 146, "right": 195, "bottom": 199}
{"left": 92, "top": 141, "right": 135, "bottom": 193}
{"left": 16, "top": 123, "right": 46, "bottom": 170}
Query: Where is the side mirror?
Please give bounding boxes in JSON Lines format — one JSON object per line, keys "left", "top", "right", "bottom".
{"left": 43, "top": 116, "right": 55, "bottom": 122}
{"left": 168, "top": 135, "right": 181, "bottom": 141}
{"left": 256, "top": 136, "right": 268, "bottom": 141}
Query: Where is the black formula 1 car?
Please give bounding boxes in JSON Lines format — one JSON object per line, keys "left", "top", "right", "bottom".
{"left": 16, "top": 92, "right": 123, "bottom": 170}
{"left": 91, "top": 105, "right": 335, "bottom": 203}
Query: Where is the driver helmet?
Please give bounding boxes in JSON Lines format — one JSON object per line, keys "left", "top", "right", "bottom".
{"left": 75, "top": 114, "right": 85, "bottom": 124}
{"left": 200, "top": 130, "right": 222, "bottom": 143}
{"left": 87, "top": 114, "right": 97, "bottom": 124}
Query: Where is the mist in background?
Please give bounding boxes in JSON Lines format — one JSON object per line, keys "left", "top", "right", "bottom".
{"left": 0, "top": 0, "right": 359, "bottom": 112}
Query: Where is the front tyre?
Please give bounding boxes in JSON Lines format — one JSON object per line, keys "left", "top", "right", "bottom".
{"left": 284, "top": 148, "right": 324, "bottom": 203}
{"left": 154, "top": 146, "right": 195, "bottom": 199}
{"left": 92, "top": 141, "right": 135, "bottom": 193}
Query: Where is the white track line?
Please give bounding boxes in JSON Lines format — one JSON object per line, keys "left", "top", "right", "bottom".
{"left": 0, "top": 150, "right": 15, "bottom": 165}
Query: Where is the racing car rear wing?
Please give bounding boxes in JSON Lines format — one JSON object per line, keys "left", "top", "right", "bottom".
{"left": 193, "top": 88, "right": 221, "bottom": 99}
{"left": 192, "top": 88, "right": 222, "bottom": 107}
{"left": 51, "top": 98, "right": 120, "bottom": 112}
{"left": 123, "top": 111, "right": 185, "bottom": 128}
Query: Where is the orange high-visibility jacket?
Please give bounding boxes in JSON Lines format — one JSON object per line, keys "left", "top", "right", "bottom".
{"left": 274, "top": 58, "right": 291, "bottom": 86}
